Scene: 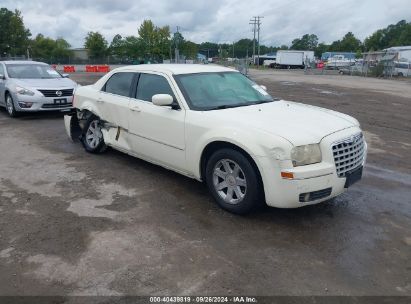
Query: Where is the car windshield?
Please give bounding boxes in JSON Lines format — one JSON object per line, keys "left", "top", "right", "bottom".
{"left": 6, "top": 64, "right": 62, "bottom": 79}
{"left": 174, "top": 72, "right": 276, "bottom": 110}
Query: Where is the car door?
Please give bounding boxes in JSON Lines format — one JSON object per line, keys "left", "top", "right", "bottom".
{"left": 98, "top": 72, "right": 136, "bottom": 151}
{"left": 0, "top": 63, "right": 6, "bottom": 106}
{"left": 128, "top": 72, "right": 187, "bottom": 173}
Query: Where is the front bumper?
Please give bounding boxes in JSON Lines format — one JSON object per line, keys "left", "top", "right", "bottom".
{"left": 12, "top": 91, "right": 74, "bottom": 112}
{"left": 258, "top": 127, "right": 367, "bottom": 208}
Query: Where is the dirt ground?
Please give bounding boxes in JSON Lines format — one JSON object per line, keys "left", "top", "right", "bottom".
{"left": 0, "top": 69, "right": 410, "bottom": 297}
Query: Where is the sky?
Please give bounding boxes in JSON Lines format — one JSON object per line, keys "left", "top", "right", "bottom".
{"left": 1, "top": 0, "right": 411, "bottom": 48}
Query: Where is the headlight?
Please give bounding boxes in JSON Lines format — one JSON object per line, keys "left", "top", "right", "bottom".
{"left": 291, "top": 144, "right": 322, "bottom": 167}
{"left": 15, "top": 86, "right": 35, "bottom": 96}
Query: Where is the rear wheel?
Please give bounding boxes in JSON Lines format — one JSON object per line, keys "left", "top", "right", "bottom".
{"left": 205, "top": 148, "right": 262, "bottom": 214}
{"left": 5, "top": 94, "right": 18, "bottom": 118}
{"left": 81, "top": 116, "right": 107, "bottom": 153}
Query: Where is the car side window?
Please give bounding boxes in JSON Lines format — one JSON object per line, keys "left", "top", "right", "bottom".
{"left": 136, "top": 73, "right": 175, "bottom": 102}
{"left": 0, "top": 64, "right": 4, "bottom": 76}
{"left": 104, "top": 72, "right": 134, "bottom": 97}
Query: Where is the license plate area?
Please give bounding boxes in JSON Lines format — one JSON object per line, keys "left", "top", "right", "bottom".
{"left": 54, "top": 98, "right": 67, "bottom": 104}
{"left": 344, "top": 166, "right": 363, "bottom": 188}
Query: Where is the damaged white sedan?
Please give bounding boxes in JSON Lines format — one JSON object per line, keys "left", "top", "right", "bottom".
{"left": 64, "top": 64, "right": 367, "bottom": 214}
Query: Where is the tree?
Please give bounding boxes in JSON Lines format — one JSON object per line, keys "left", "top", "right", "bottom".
{"left": 109, "top": 34, "right": 127, "bottom": 59}
{"left": 364, "top": 20, "right": 411, "bottom": 51}
{"left": 314, "top": 42, "right": 329, "bottom": 58}
{"left": 291, "top": 34, "right": 318, "bottom": 50}
{"left": 198, "top": 42, "right": 220, "bottom": 58}
{"left": 53, "top": 38, "right": 72, "bottom": 59}
{"left": 181, "top": 40, "right": 198, "bottom": 59}
{"left": 84, "top": 31, "right": 108, "bottom": 59}
{"left": 339, "top": 32, "right": 362, "bottom": 52}
{"left": 138, "top": 20, "right": 170, "bottom": 61}
{"left": 30, "top": 34, "right": 71, "bottom": 62}
{"left": 31, "top": 34, "right": 56, "bottom": 60}
{"left": 0, "top": 8, "right": 31, "bottom": 57}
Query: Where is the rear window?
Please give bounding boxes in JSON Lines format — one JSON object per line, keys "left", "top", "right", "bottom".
{"left": 104, "top": 72, "right": 135, "bottom": 97}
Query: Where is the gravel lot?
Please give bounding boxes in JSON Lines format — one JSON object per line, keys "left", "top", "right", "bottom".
{"left": 0, "top": 69, "right": 410, "bottom": 297}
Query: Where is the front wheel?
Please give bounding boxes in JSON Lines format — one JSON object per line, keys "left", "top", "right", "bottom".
{"left": 81, "top": 116, "right": 107, "bottom": 153}
{"left": 5, "top": 94, "right": 18, "bottom": 118}
{"left": 205, "top": 149, "right": 263, "bottom": 214}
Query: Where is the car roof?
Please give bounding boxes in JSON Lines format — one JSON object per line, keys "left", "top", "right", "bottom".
{"left": 1, "top": 60, "right": 48, "bottom": 65}
{"left": 115, "top": 64, "right": 237, "bottom": 75}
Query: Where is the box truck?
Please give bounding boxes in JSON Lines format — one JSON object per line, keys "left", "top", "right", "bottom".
{"left": 275, "top": 50, "right": 314, "bottom": 69}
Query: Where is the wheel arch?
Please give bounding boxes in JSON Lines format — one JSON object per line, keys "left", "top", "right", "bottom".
{"left": 199, "top": 141, "right": 264, "bottom": 192}
{"left": 4, "top": 89, "right": 11, "bottom": 100}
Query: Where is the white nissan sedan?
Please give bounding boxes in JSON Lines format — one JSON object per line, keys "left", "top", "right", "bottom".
{"left": 64, "top": 64, "right": 367, "bottom": 214}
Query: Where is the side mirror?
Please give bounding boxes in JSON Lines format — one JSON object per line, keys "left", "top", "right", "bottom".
{"left": 152, "top": 94, "right": 174, "bottom": 107}
{"left": 62, "top": 73, "right": 70, "bottom": 78}
{"left": 0, "top": 74, "right": 5, "bottom": 80}
{"left": 260, "top": 85, "right": 267, "bottom": 91}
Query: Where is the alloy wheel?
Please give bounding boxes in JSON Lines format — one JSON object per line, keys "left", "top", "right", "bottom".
{"left": 85, "top": 120, "right": 103, "bottom": 149}
{"left": 212, "top": 159, "right": 247, "bottom": 204}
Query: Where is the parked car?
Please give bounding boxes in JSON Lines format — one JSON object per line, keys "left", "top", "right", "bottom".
{"left": 64, "top": 64, "right": 367, "bottom": 214}
{"left": 338, "top": 62, "right": 364, "bottom": 75}
{"left": 0, "top": 61, "right": 77, "bottom": 117}
{"left": 393, "top": 61, "right": 410, "bottom": 77}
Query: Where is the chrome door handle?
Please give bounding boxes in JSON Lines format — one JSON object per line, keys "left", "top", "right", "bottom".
{"left": 130, "top": 105, "right": 141, "bottom": 112}
{"left": 97, "top": 98, "right": 104, "bottom": 103}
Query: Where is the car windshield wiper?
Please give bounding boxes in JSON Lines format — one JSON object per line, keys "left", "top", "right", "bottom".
{"left": 249, "top": 99, "right": 280, "bottom": 105}
{"left": 206, "top": 104, "right": 247, "bottom": 110}
{"left": 205, "top": 99, "right": 280, "bottom": 111}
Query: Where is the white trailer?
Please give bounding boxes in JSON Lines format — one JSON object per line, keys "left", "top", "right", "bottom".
{"left": 275, "top": 51, "right": 304, "bottom": 68}
{"left": 276, "top": 50, "right": 313, "bottom": 69}
{"left": 303, "top": 51, "right": 315, "bottom": 62}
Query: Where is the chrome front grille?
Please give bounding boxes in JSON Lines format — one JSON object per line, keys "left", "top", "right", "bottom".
{"left": 38, "top": 89, "right": 74, "bottom": 97}
{"left": 332, "top": 133, "right": 365, "bottom": 177}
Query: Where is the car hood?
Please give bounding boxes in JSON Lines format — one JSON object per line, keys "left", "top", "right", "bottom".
{"left": 204, "top": 100, "right": 358, "bottom": 146}
{"left": 13, "top": 78, "right": 76, "bottom": 89}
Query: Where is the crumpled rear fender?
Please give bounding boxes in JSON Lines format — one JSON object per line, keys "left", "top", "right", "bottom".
{"left": 64, "top": 114, "right": 82, "bottom": 142}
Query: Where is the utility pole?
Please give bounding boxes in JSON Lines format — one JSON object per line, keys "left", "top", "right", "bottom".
{"left": 249, "top": 17, "right": 257, "bottom": 65}
{"left": 175, "top": 26, "right": 180, "bottom": 63}
{"left": 257, "top": 16, "right": 263, "bottom": 69}
{"left": 250, "top": 16, "right": 263, "bottom": 68}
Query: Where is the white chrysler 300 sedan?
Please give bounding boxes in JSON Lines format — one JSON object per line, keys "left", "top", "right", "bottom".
{"left": 64, "top": 64, "right": 367, "bottom": 214}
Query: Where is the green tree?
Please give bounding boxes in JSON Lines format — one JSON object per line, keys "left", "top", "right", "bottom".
{"left": 0, "top": 8, "right": 31, "bottom": 57}
{"left": 109, "top": 34, "right": 128, "bottom": 59}
{"left": 53, "top": 38, "right": 72, "bottom": 60}
{"left": 291, "top": 34, "right": 318, "bottom": 50}
{"left": 198, "top": 42, "right": 220, "bottom": 58}
{"left": 181, "top": 40, "right": 198, "bottom": 59}
{"left": 31, "top": 34, "right": 56, "bottom": 60}
{"left": 339, "top": 32, "right": 362, "bottom": 52}
{"left": 124, "top": 36, "right": 142, "bottom": 59}
{"left": 364, "top": 20, "right": 411, "bottom": 51}
{"left": 314, "top": 42, "right": 329, "bottom": 58}
{"left": 30, "top": 34, "right": 71, "bottom": 62}
{"left": 84, "top": 31, "right": 108, "bottom": 59}
{"left": 138, "top": 20, "right": 170, "bottom": 61}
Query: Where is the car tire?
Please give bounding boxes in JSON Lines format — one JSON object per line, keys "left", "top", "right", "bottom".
{"left": 5, "top": 93, "right": 18, "bottom": 118}
{"left": 205, "top": 148, "right": 263, "bottom": 214}
{"left": 81, "top": 116, "right": 107, "bottom": 153}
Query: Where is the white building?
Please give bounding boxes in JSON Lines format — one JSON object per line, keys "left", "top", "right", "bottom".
{"left": 384, "top": 46, "right": 411, "bottom": 62}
